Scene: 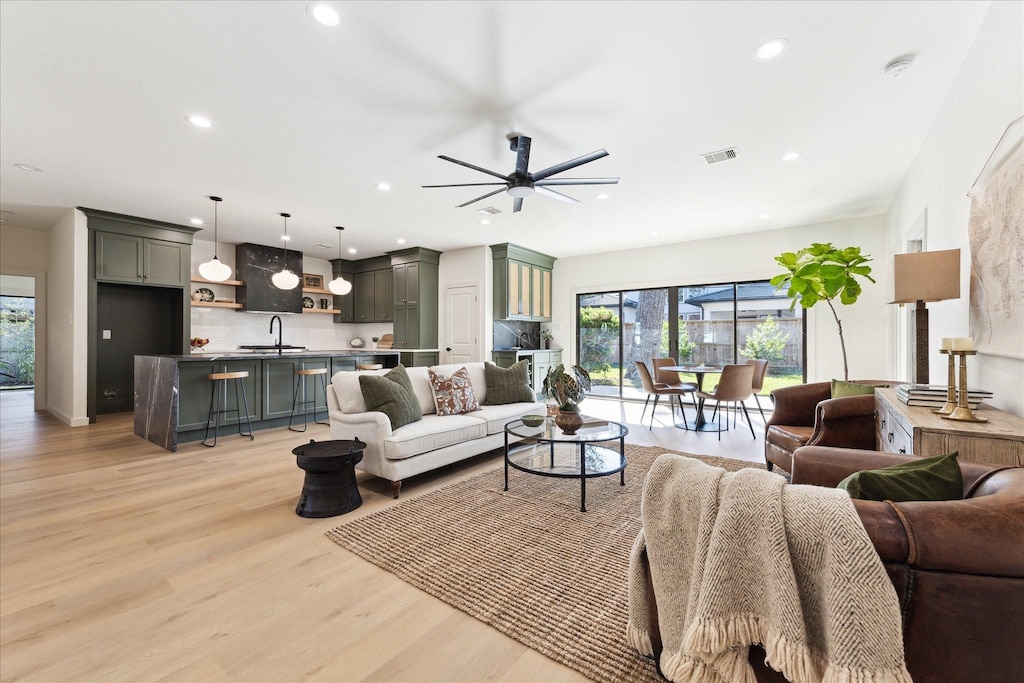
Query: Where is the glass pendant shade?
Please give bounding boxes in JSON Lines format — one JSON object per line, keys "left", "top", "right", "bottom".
{"left": 328, "top": 225, "right": 352, "bottom": 295}
{"left": 273, "top": 212, "right": 300, "bottom": 290}
{"left": 198, "top": 196, "right": 232, "bottom": 282}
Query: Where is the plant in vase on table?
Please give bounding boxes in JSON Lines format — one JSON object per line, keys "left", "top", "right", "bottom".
{"left": 542, "top": 363, "right": 591, "bottom": 435}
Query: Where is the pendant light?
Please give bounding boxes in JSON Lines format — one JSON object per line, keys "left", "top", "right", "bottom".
{"left": 271, "top": 212, "right": 300, "bottom": 290}
{"left": 327, "top": 226, "right": 353, "bottom": 295}
{"left": 197, "top": 196, "right": 233, "bottom": 282}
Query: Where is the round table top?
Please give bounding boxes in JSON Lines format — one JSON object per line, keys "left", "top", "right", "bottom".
{"left": 292, "top": 438, "right": 366, "bottom": 458}
{"left": 506, "top": 417, "right": 628, "bottom": 443}
{"left": 660, "top": 365, "right": 723, "bottom": 373}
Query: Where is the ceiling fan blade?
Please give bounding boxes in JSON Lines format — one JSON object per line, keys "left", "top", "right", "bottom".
{"left": 534, "top": 186, "right": 580, "bottom": 204}
{"left": 530, "top": 149, "right": 609, "bottom": 181}
{"left": 456, "top": 187, "right": 507, "bottom": 208}
{"left": 535, "top": 177, "right": 620, "bottom": 186}
{"left": 512, "top": 197, "right": 524, "bottom": 213}
{"left": 438, "top": 155, "right": 508, "bottom": 181}
{"left": 422, "top": 182, "right": 506, "bottom": 188}
{"left": 513, "top": 135, "right": 531, "bottom": 175}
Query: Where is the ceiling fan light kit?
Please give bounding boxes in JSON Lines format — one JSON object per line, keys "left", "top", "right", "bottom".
{"left": 272, "top": 212, "right": 300, "bottom": 290}
{"left": 423, "top": 134, "right": 619, "bottom": 213}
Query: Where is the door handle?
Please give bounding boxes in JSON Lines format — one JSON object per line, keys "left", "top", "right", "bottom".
{"left": 445, "top": 347, "right": 452, "bottom": 352}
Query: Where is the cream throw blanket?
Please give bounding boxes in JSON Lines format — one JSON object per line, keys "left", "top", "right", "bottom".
{"left": 626, "top": 454, "right": 912, "bottom": 683}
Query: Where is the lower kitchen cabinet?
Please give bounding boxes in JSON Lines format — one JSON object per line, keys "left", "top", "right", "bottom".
{"left": 263, "top": 357, "right": 330, "bottom": 419}
{"left": 400, "top": 351, "right": 438, "bottom": 367}
{"left": 492, "top": 350, "right": 561, "bottom": 394}
{"left": 177, "top": 358, "right": 262, "bottom": 432}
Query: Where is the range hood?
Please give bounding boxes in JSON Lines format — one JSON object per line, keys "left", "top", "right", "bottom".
{"left": 235, "top": 243, "right": 302, "bottom": 313}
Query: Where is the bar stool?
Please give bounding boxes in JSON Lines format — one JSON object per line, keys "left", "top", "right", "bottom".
{"left": 202, "top": 371, "right": 254, "bottom": 447}
{"left": 355, "top": 363, "right": 383, "bottom": 371}
{"left": 289, "top": 367, "right": 329, "bottom": 432}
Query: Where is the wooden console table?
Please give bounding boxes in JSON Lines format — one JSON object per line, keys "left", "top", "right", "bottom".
{"left": 875, "top": 387, "right": 1023, "bottom": 466}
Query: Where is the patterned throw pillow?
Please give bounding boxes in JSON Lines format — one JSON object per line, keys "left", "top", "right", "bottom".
{"left": 359, "top": 364, "right": 422, "bottom": 429}
{"left": 428, "top": 366, "right": 480, "bottom": 416}
{"left": 482, "top": 360, "right": 535, "bottom": 405}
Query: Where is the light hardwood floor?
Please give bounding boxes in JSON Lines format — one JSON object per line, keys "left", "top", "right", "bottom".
{"left": 0, "top": 390, "right": 767, "bottom": 682}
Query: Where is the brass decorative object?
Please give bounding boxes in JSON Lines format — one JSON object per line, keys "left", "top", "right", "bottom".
{"left": 933, "top": 349, "right": 957, "bottom": 416}
{"left": 942, "top": 350, "right": 987, "bottom": 423}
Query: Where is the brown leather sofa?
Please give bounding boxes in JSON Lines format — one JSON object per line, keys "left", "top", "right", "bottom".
{"left": 639, "top": 446, "right": 1024, "bottom": 683}
{"left": 764, "top": 380, "right": 890, "bottom": 472}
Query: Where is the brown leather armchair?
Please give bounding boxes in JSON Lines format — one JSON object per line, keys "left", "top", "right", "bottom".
{"left": 764, "top": 380, "right": 889, "bottom": 472}
{"left": 640, "top": 446, "right": 1024, "bottom": 683}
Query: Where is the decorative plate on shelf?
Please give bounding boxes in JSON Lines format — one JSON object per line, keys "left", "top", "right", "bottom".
{"left": 302, "top": 296, "right": 314, "bottom": 309}
{"left": 195, "top": 287, "right": 214, "bottom": 302}
{"left": 350, "top": 337, "right": 364, "bottom": 348}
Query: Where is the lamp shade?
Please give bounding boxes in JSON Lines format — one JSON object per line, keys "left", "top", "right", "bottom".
{"left": 198, "top": 256, "right": 232, "bottom": 282}
{"left": 891, "top": 249, "right": 961, "bottom": 303}
{"left": 328, "top": 275, "right": 352, "bottom": 295}
{"left": 271, "top": 268, "right": 300, "bottom": 290}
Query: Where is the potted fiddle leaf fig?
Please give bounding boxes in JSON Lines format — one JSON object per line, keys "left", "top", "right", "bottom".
{"left": 542, "top": 364, "right": 592, "bottom": 434}
{"left": 770, "top": 242, "right": 875, "bottom": 381}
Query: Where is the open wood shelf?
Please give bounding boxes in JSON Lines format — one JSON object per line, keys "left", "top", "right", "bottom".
{"left": 191, "top": 276, "right": 244, "bottom": 286}
{"left": 302, "top": 307, "right": 340, "bottom": 314}
{"left": 302, "top": 287, "right": 334, "bottom": 295}
{"left": 191, "top": 301, "right": 243, "bottom": 309}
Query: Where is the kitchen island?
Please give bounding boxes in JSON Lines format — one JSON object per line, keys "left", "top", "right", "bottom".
{"left": 135, "top": 349, "right": 400, "bottom": 452}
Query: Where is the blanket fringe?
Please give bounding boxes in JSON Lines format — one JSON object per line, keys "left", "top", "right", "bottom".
{"left": 684, "top": 615, "right": 763, "bottom": 654}
{"left": 662, "top": 651, "right": 721, "bottom": 683}
{"left": 822, "top": 661, "right": 914, "bottom": 683}
{"left": 762, "top": 629, "right": 820, "bottom": 683}
{"left": 625, "top": 622, "right": 654, "bottom": 657}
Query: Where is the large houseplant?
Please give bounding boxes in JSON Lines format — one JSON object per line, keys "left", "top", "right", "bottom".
{"left": 542, "top": 364, "right": 592, "bottom": 434}
{"left": 770, "top": 242, "right": 875, "bottom": 380}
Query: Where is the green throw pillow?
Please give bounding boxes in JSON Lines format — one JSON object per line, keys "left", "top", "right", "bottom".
{"left": 359, "top": 364, "right": 422, "bottom": 429}
{"left": 483, "top": 361, "right": 536, "bottom": 405}
{"left": 831, "top": 379, "right": 884, "bottom": 398}
{"left": 838, "top": 451, "right": 963, "bottom": 502}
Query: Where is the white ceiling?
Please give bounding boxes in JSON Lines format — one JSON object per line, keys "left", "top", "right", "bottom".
{"left": 0, "top": 1, "right": 991, "bottom": 260}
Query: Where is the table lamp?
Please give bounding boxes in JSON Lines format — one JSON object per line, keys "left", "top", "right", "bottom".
{"left": 890, "top": 249, "right": 961, "bottom": 385}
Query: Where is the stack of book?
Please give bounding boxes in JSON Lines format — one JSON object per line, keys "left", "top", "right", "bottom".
{"left": 896, "top": 384, "right": 993, "bottom": 409}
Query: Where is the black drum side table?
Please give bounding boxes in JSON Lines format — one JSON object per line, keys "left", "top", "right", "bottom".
{"left": 292, "top": 438, "right": 366, "bottom": 518}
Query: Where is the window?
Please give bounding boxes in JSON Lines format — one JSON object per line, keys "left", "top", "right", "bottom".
{"left": 576, "top": 280, "right": 804, "bottom": 401}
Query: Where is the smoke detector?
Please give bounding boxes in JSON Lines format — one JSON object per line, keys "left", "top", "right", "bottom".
{"left": 884, "top": 57, "right": 914, "bottom": 78}
{"left": 701, "top": 147, "right": 739, "bottom": 165}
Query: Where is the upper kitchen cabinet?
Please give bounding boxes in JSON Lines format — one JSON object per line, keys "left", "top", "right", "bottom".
{"left": 235, "top": 243, "right": 302, "bottom": 314}
{"left": 389, "top": 247, "right": 441, "bottom": 349}
{"left": 490, "top": 243, "right": 555, "bottom": 321}
{"left": 84, "top": 208, "right": 198, "bottom": 288}
{"left": 332, "top": 256, "right": 392, "bottom": 323}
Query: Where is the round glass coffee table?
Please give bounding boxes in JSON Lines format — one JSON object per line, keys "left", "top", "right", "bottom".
{"left": 504, "top": 417, "right": 629, "bottom": 512}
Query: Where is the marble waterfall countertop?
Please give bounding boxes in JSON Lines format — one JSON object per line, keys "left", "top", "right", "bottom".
{"left": 172, "top": 348, "right": 402, "bottom": 361}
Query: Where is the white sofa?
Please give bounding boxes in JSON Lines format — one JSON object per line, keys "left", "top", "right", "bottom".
{"left": 327, "top": 362, "right": 544, "bottom": 497}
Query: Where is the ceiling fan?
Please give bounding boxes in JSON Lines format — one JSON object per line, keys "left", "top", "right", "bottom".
{"left": 423, "top": 134, "right": 619, "bottom": 213}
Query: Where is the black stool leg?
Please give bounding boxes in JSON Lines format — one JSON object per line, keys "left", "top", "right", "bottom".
{"left": 202, "top": 379, "right": 221, "bottom": 447}
{"left": 289, "top": 373, "right": 307, "bottom": 432}
{"left": 314, "top": 372, "right": 329, "bottom": 426}
{"left": 235, "top": 377, "right": 254, "bottom": 440}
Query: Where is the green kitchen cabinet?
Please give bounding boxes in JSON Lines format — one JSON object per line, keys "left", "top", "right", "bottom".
{"left": 262, "top": 357, "right": 331, "bottom": 420}
{"left": 353, "top": 267, "right": 394, "bottom": 323}
{"left": 399, "top": 351, "right": 438, "bottom": 367}
{"left": 388, "top": 247, "right": 440, "bottom": 350}
{"left": 177, "top": 358, "right": 262, "bottom": 432}
{"left": 490, "top": 243, "right": 555, "bottom": 322}
{"left": 95, "top": 231, "right": 189, "bottom": 287}
{"left": 354, "top": 271, "right": 376, "bottom": 321}
{"left": 393, "top": 262, "right": 420, "bottom": 305}
{"left": 492, "top": 349, "right": 561, "bottom": 394}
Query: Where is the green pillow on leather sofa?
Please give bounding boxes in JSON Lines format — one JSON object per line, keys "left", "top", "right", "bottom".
{"left": 838, "top": 451, "right": 963, "bottom": 501}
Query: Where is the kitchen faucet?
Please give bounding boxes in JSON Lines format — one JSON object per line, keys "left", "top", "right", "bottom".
{"left": 270, "top": 315, "right": 283, "bottom": 355}
{"left": 517, "top": 331, "right": 532, "bottom": 349}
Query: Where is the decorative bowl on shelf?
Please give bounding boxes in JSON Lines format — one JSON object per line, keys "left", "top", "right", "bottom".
{"left": 190, "top": 337, "right": 209, "bottom": 351}
{"left": 521, "top": 414, "right": 546, "bottom": 428}
{"left": 350, "top": 337, "right": 364, "bottom": 348}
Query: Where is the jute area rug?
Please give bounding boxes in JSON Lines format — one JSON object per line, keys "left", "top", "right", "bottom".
{"left": 327, "top": 445, "right": 755, "bottom": 682}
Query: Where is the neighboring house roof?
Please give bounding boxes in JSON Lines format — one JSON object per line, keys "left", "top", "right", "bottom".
{"left": 684, "top": 283, "right": 785, "bottom": 305}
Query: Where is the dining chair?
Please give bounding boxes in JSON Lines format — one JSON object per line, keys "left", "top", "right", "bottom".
{"left": 695, "top": 363, "right": 756, "bottom": 440}
{"left": 635, "top": 361, "right": 692, "bottom": 430}
{"left": 746, "top": 359, "right": 769, "bottom": 423}
{"left": 651, "top": 358, "right": 699, "bottom": 412}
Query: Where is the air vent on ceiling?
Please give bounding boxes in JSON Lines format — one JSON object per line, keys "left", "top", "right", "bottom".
{"left": 314, "top": 243, "right": 333, "bottom": 249}
{"left": 476, "top": 206, "right": 502, "bottom": 215}
{"left": 701, "top": 147, "right": 739, "bottom": 164}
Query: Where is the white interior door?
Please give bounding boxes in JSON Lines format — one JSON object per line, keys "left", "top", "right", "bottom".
{"left": 444, "top": 284, "right": 478, "bottom": 364}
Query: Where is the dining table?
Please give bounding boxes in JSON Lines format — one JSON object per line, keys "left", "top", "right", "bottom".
{"left": 661, "top": 365, "right": 723, "bottom": 432}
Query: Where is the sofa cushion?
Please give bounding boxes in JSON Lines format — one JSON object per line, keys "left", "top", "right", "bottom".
{"left": 838, "top": 451, "right": 964, "bottom": 502}
{"left": 483, "top": 361, "right": 535, "bottom": 405}
{"left": 332, "top": 367, "right": 390, "bottom": 413}
{"left": 382, "top": 413, "right": 487, "bottom": 460}
{"left": 766, "top": 424, "right": 814, "bottom": 453}
{"left": 474, "top": 402, "right": 544, "bottom": 435}
{"left": 428, "top": 366, "right": 480, "bottom": 416}
{"left": 359, "top": 365, "right": 422, "bottom": 429}
{"left": 432, "top": 362, "right": 488, "bottom": 402}
{"left": 403, "top": 366, "right": 438, "bottom": 415}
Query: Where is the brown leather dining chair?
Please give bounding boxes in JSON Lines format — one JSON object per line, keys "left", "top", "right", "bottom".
{"left": 695, "top": 363, "right": 756, "bottom": 440}
{"left": 746, "top": 359, "right": 769, "bottom": 423}
{"left": 651, "top": 358, "right": 699, "bottom": 412}
{"left": 635, "top": 361, "right": 694, "bottom": 430}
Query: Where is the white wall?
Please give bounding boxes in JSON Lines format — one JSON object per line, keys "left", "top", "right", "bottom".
{"left": 45, "top": 209, "right": 89, "bottom": 426}
{"left": 438, "top": 246, "right": 490, "bottom": 363}
{"left": 552, "top": 214, "right": 890, "bottom": 383}
{"left": 0, "top": 225, "right": 49, "bottom": 410}
{"left": 886, "top": 0, "right": 1023, "bottom": 416}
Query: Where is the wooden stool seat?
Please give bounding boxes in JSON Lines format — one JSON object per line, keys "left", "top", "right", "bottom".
{"left": 289, "top": 366, "right": 329, "bottom": 432}
{"left": 355, "top": 363, "right": 383, "bottom": 371}
{"left": 202, "top": 370, "right": 254, "bottom": 447}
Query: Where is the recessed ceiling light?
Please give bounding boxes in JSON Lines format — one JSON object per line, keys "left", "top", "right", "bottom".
{"left": 782, "top": 152, "right": 801, "bottom": 161}
{"left": 14, "top": 163, "right": 42, "bottom": 172}
{"left": 306, "top": 1, "right": 340, "bottom": 26}
{"left": 187, "top": 115, "right": 213, "bottom": 128}
{"left": 754, "top": 38, "right": 789, "bottom": 60}
{"left": 347, "top": 247, "right": 357, "bottom": 254}
{"left": 759, "top": 213, "right": 771, "bottom": 220}
{"left": 884, "top": 57, "right": 914, "bottom": 78}
{"left": 480, "top": 219, "right": 491, "bottom": 225}
{"left": 597, "top": 193, "right": 609, "bottom": 200}
{"left": 375, "top": 182, "right": 391, "bottom": 191}
{"left": 396, "top": 238, "right": 406, "bottom": 244}
{"left": 281, "top": 234, "right": 291, "bottom": 242}
{"left": 190, "top": 218, "right": 204, "bottom": 225}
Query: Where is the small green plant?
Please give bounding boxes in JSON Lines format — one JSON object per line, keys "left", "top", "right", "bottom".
{"left": 541, "top": 364, "right": 592, "bottom": 411}
{"left": 741, "top": 315, "right": 788, "bottom": 363}
{"left": 771, "top": 242, "right": 874, "bottom": 380}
